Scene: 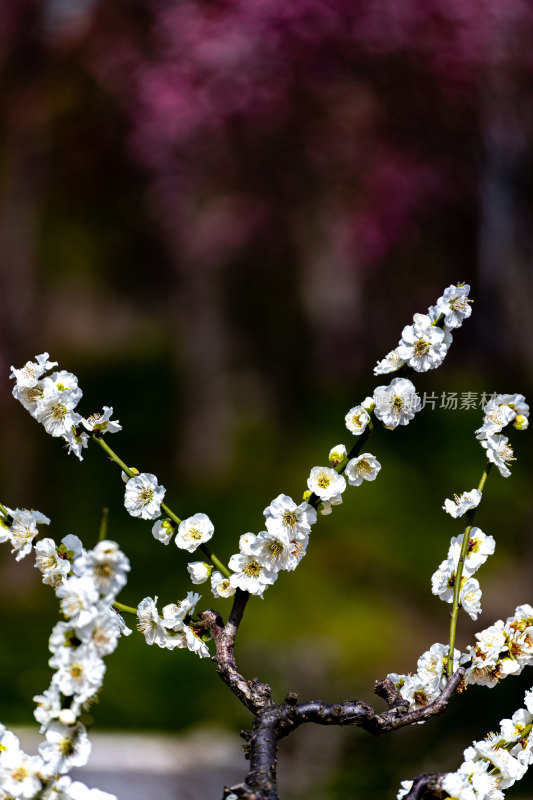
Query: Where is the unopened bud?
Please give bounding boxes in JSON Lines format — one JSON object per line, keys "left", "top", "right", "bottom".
{"left": 514, "top": 414, "right": 528, "bottom": 431}
{"left": 59, "top": 708, "right": 77, "bottom": 726}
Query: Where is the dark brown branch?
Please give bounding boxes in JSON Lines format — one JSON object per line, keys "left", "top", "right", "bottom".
{"left": 197, "top": 585, "right": 466, "bottom": 800}
{"left": 224, "top": 669, "right": 465, "bottom": 800}
{"left": 197, "top": 590, "right": 273, "bottom": 714}
{"left": 198, "top": 588, "right": 464, "bottom": 800}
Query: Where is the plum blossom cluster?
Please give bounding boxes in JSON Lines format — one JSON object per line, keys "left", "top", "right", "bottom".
{"left": 396, "top": 396, "right": 530, "bottom": 799}
{"left": 0, "top": 723, "right": 116, "bottom": 800}
{"left": 136, "top": 593, "right": 210, "bottom": 657}
{"left": 0, "top": 504, "right": 130, "bottom": 799}
{"left": 10, "top": 353, "right": 121, "bottom": 460}
{"left": 431, "top": 395, "right": 529, "bottom": 624}
{"left": 389, "top": 604, "right": 533, "bottom": 737}
{"left": 463, "top": 604, "right": 533, "bottom": 690}
{"left": 439, "top": 685, "right": 533, "bottom": 800}
{"left": 9, "top": 283, "right": 466, "bottom": 613}
{"left": 387, "top": 642, "right": 469, "bottom": 712}
{"left": 10, "top": 354, "right": 171, "bottom": 530}
{"left": 476, "top": 393, "right": 529, "bottom": 478}
{"left": 431, "top": 526, "right": 494, "bottom": 621}
{"left": 225, "top": 495, "right": 317, "bottom": 597}
{"left": 374, "top": 283, "right": 471, "bottom": 376}
{"left": 220, "top": 285, "right": 472, "bottom": 599}
{"left": 433, "top": 610, "right": 533, "bottom": 798}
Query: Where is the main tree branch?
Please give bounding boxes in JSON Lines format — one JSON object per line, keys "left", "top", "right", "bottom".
{"left": 198, "top": 587, "right": 465, "bottom": 800}
{"left": 220, "top": 669, "right": 465, "bottom": 800}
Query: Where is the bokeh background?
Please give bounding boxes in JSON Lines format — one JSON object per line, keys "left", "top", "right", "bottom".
{"left": 1, "top": 1, "right": 533, "bottom": 798}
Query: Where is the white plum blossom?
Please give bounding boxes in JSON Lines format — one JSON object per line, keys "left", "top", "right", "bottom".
{"left": 489, "top": 393, "right": 529, "bottom": 431}
{"left": 476, "top": 400, "right": 516, "bottom": 440}
{"left": 136, "top": 594, "right": 209, "bottom": 657}
{"left": 467, "top": 622, "right": 507, "bottom": 674}
{"left": 56, "top": 576, "right": 100, "bottom": 627}
{"left": 228, "top": 545, "right": 278, "bottom": 596}
{"left": 41, "top": 370, "right": 83, "bottom": 408}
{"left": 182, "top": 625, "right": 210, "bottom": 658}
{"left": 435, "top": 283, "right": 472, "bottom": 329}
{"left": 307, "top": 466, "right": 346, "bottom": 502}
{"left": 50, "top": 645, "right": 106, "bottom": 703}
{"left": 0, "top": 748, "right": 43, "bottom": 798}
{"left": 33, "top": 685, "right": 62, "bottom": 732}
{"left": 175, "top": 513, "right": 214, "bottom": 553}
{"left": 187, "top": 561, "right": 212, "bottom": 584}
{"left": 11, "top": 379, "right": 47, "bottom": 416}
{"left": 250, "top": 529, "right": 307, "bottom": 572}
{"left": 344, "top": 405, "right": 370, "bottom": 435}
{"left": 161, "top": 593, "right": 201, "bottom": 627}
{"left": 263, "top": 494, "right": 316, "bottom": 537}
{"left": 495, "top": 393, "right": 529, "bottom": 419}
{"left": 34, "top": 538, "right": 72, "bottom": 588}
{"left": 136, "top": 596, "right": 166, "bottom": 646}
{"left": 239, "top": 532, "right": 257, "bottom": 551}
{"left": 124, "top": 472, "right": 166, "bottom": 520}
{"left": 441, "top": 760, "right": 500, "bottom": 800}
{"left": 7, "top": 507, "right": 51, "bottom": 560}
{"left": 73, "top": 540, "right": 130, "bottom": 600}
{"left": 460, "top": 577, "right": 483, "bottom": 620}
{"left": 344, "top": 453, "right": 381, "bottom": 486}
{"left": 442, "top": 488, "right": 482, "bottom": 518}
{"left": 211, "top": 570, "right": 236, "bottom": 599}
{"left": 396, "top": 313, "right": 451, "bottom": 372}
{"left": 10, "top": 352, "right": 56, "bottom": 388}
{"left": 431, "top": 557, "right": 457, "bottom": 603}
{"left": 63, "top": 424, "right": 90, "bottom": 461}
{"left": 448, "top": 528, "right": 495, "bottom": 573}
{"left": 499, "top": 707, "right": 533, "bottom": 743}
{"left": 373, "top": 377, "right": 420, "bottom": 429}
{"left": 481, "top": 434, "right": 515, "bottom": 478}
{"left": 432, "top": 556, "right": 483, "bottom": 618}
{"left": 76, "top": 610, "right": 124, "bottom": 656}
{"left": 82, "top": 406, "right": 121, "bottom": 435}
{"left": 38, "top": 722, "right": 92, "bottom": 773}
{"left": 416, "top": 642, "right": 450, "bottom": 694}
{"left": 374, "top": 349, "right": 405, "bottom": 376}
{"left": 35, "top": 391, "right": 81, "bottom": 439}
